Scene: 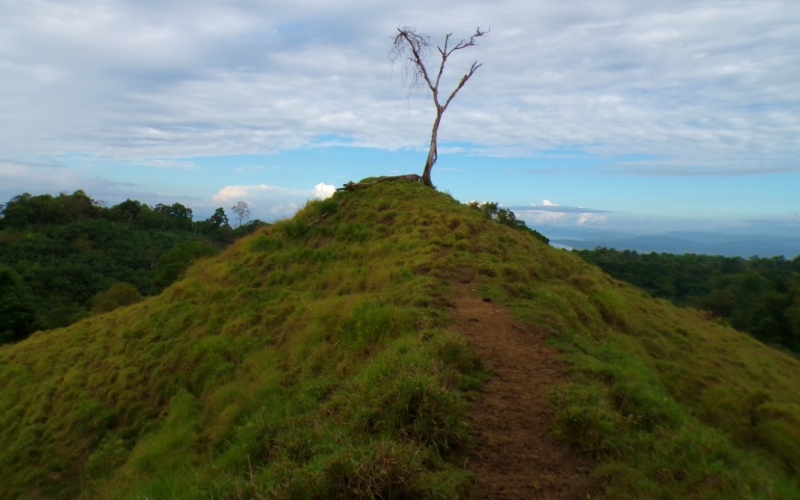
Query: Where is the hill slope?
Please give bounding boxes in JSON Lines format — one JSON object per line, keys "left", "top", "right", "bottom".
{"left": 1, "top": 180, "right": 799, "bottom": 498}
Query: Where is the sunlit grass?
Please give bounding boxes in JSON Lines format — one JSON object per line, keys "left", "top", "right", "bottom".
{"left": 450, "top": 213, "right": 800, "bottom": 498}
{"left": 1, "top": 179, "right": 799, "bottom": 498}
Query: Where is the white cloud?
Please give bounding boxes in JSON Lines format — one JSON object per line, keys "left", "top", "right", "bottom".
{"left": 517, "top": 200, "right": 609, "bottom": 227}
{"left": 518, "top": 210, "right": 569, "bottom": 225}
{"left": 520, "top": 209, "right": 609, "bottom": 228}
{"left": 0, "top": 0, "right": 798, "bottom": 176}
{"left": 212, "top": 185, "right": 255, "bottom": 203}
{"left": 211, "top": 182, "right": 335, "bottom": 221}
{"left": 313, "top": 183, "right": 336, "bottom": 199}
{"left": 577, "top": 213, "right": 607, "bottom": 225}
{"left": 270, "top": 203, "right": 301, "bottom": 219}
{"left": 0, "top": 159, "right": 87, "bottom": 195}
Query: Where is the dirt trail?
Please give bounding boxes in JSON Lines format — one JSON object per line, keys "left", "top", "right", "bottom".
{"left": 450, "top": 282, "right": 596, "bottom": 499}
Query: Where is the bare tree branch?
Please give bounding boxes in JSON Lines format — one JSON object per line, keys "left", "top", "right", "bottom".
{"left": 391, "top": 27, "right": 434, "bottom": 93}
{"left": 391, "top": 27, "right": 488, "bottom": 187}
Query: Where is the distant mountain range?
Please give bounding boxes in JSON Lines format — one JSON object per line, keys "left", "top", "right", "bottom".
{"left": 540, "top": 226, "right": 800, "bottom": 258}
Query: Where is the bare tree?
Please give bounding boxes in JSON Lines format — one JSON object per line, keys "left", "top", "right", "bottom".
{"left": 231, "top": 201, "right": 251, "bottom": 228}
{"left": 391, "top": 26, "right": 487, "bottom": 187}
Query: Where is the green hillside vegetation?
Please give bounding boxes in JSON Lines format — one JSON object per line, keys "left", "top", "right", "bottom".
{"left": 0, "top": 191, "right": 267, "bottom": 341}
{"left": 1, "top": 180, "right": 799, "bottom": 498}
{"left": 576, "top": 248, "right": 800, "bottom": 354}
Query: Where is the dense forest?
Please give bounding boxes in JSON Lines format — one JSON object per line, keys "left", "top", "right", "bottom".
{"left": 0, "top": 190, "right": 267, "bottom": 343}
{"left": 576, "top": 248, "right": 800, "bottom": 354}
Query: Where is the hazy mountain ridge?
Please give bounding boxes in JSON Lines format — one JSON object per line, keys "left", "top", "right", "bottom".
{"left": 544, "top": 226, "right": 800, "bottom": 257}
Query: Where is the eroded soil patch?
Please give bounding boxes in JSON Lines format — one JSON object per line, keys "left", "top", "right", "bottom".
{"left": 450, "top": 282, "right": 596, "bottom": 499}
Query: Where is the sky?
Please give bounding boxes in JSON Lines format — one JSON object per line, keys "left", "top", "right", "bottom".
{"left": 1, "top": 0, "right": 799, "bottom": 235}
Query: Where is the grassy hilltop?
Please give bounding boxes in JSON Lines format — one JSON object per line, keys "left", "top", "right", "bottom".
{"left": 1, "top": 180, "right": 800, "bottom": 498}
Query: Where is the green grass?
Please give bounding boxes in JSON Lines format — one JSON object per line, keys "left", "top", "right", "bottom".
{"left": 438, "top": 208, "right": 800, "bottom": 498}
{"left": 1, "top": 179, "right": 800, "bottom": 498}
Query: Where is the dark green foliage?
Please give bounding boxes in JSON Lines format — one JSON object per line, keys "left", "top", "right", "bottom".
{"left": 0, "top": 265, "right": 35, "bottom": 342}
{"left": 576, "top": 248, "right": 800, "bottom": 353}
{"left": 108, "top": 198, "right": 144, "bottom": 223}
{"left": 152, "top": 240, "right": 218, "bottom": 289}
{"left": 467, "top": 201, "right": 550, "bottom": 244}
{"left": 210, "top": 207, "right": 229, "bottom": 228}
{"left": 152, "top": 202, "right": 194, "bottom": 230}
{"left": 0, "top": 217, "right": 214, "bottom": 335}
{"left": 0, "top": 191, "right": 268, "bottom": 339}
{"left": 1, "top": 191, "right": 100, "bottom": 227}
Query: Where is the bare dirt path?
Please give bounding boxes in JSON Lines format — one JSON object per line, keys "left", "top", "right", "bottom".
{"left": 450, "top": 281, "right": 596, "bottom": 499}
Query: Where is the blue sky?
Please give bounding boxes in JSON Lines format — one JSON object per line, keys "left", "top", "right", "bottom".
{"left": 1, "top": 0, "right": 798, "bottom": 235}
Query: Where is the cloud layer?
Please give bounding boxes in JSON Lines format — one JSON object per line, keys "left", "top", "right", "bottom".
{"left": 508, "top": 200, "right": 609, "bottom": 226}
{"left": 212, "top": 182, "right": 335, "bottom": 220}
{"left": 2, "top": 0, "right": 798, "bottom": 176}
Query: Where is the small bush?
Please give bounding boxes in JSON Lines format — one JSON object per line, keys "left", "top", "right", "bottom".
{"left": 312, "top": 198, "right": 339, "bottom": 218}
{"left": 91, "top": 283, "right": 143, "bottom": 314}
{"left": 280, "top": 220, "right": 311, "bottom": 239}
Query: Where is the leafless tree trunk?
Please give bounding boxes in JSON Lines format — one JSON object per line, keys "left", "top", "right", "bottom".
{"left": 392, "top": 27, "right": 487, "bottom": 187}
{"left": 231, "top": 200, "right": 250, "bottom": 228}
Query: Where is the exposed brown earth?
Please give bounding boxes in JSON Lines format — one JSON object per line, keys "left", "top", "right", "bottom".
{"left": 450, "top": 281, "right": 596, "bottom": 499}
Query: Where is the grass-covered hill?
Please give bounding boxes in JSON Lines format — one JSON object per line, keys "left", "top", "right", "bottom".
{"left": 2, "top": 180, "right": 800, "bottom": 498}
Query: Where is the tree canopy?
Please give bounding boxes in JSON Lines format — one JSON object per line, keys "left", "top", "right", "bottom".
{"left": 0, "top": 191, "right": 268, "bottom": 342}
{"left": 577, "top": 248, "right": 800, "bottom": 353}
